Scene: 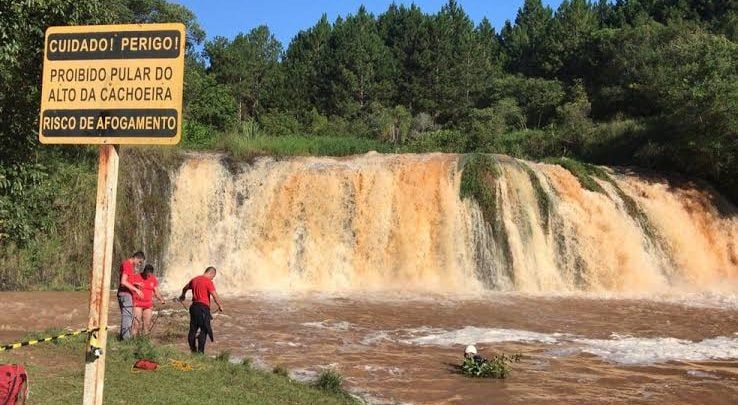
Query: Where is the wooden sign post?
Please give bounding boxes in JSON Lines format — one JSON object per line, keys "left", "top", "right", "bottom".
{"left": 39, "top": 23, "right": 185, "bottom": 405}
{"left": 82, "top": 144, "right": 119, "bottom": 404}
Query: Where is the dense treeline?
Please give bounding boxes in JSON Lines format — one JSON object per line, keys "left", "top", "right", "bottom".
{"left": 1, "top": 0, "right": 737, "bottom": 288}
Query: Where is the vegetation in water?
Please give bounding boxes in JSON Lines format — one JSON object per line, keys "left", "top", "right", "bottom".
{"left": 544, "top": 157, "right": 609, "bottom": 193}
{"left": 521, "top": 162, "right": 551, "bottom": 228}
{"left": 460, "top": 154, "right": 500, "bottom": 223}
{"left": 461, "top": 353, "right": 522, "bottom": 379}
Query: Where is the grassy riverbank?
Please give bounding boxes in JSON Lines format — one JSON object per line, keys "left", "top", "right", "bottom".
{"left": 0, "top": 333, "right": 359, "bottom": 404}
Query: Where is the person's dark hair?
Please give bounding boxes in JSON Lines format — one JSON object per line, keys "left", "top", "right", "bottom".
{"left": 142, "top": 264, "right": 154, "bottom": 278}
{"left": 205, "top": 266, "right": 217, "bottom": 274}
{"left": 132, "top": 251, "right": 145, "bottom": 260}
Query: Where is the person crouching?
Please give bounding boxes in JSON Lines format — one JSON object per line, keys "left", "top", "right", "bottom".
{"left": 464, "top": 344, "right": 487, "bottom": 365}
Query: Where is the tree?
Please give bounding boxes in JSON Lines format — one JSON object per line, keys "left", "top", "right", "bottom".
{"left": 117, "top": 0, "right": 205, "bottom": 52}
{"left": 500, "top": 0, "right": 554, "bottom": 77}
{"left": 205, "top": 26, "right": 283, "bottom": 121}
{"left": 283, "top": 15, "right": 333, "bottom": 114}
{"left": 545, "top": 0, "right": 599, "bottom": 80}
{"left": 484, "top": 75, "right": 565, "bottom": 129}
{"left": 464, "top": 18, "right": 506, "bottom": 109}
{"left": 0, "top": 0, "right": 117, "bottom": 164}
{"left": 323, "top": 6, "right": 395, "bottom": 117}
{"left": 183, "top": 58, "right": 237, "bottom": 131}
{"left": 425, "top": 0, "right": 478, "bottom": 123}
{"left": 377, "top": 3, "right": 431, "bottom": 112}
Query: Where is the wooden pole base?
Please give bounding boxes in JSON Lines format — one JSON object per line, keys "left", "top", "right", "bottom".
{"left": 82, "top": 144, "right": 119, "bottom": 405}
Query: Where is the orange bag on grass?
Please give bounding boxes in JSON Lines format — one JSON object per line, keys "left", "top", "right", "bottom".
{"left": 133, "top": 359, "right": 158, "bottom": 371}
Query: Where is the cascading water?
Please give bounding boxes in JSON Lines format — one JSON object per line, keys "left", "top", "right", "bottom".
{"left": 160, "top": 152, "right": 738, "bottom": 294}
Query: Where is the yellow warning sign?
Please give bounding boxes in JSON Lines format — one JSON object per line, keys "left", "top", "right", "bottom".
{"left": 39, "top": 23, "right": 185, "bottom": 145}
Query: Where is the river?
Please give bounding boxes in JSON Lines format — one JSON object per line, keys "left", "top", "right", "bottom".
{"left": 3, "top": 291, "right": 738, "bottom": 404}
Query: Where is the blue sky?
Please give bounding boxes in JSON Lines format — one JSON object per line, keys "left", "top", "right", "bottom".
{"left": 171, "top": 0, "right": 563, "bottom": 46}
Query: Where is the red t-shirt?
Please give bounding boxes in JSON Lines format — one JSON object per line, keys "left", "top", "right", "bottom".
{"left": 117, "top": 259, "right": 135, "bottom": 294}
{"left": 188, "top": 275, "right": 215, "bottom": 308}
{"left": 131, "top": 274, "right": 158, "bottom": 308}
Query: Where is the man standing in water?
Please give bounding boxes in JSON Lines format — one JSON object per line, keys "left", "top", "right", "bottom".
{"left": 118, "top": 251, "right": 145, "bottom": 340}
{"left": 178, "top": 266, "right": 224, "bottom": 353}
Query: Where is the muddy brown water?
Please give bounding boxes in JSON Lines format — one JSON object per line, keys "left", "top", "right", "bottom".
{"left": 2, "top": 291, "right": 738, "bottom": 404}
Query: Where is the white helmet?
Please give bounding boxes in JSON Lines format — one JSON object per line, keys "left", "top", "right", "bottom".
{"left": 464, "top": 345, "right": 477, "bottom": 355}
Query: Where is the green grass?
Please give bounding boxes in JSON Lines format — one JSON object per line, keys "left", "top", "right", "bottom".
{"left": 520, "top": 162, "right": 552, "bottom": 228}
{"left": 213, "top": 133, "right": 395, "bottom": 160}
{"left": 543, "top": 157, "right": 609, "bottom": 193}
{"left": 542, "top": 157, "right": 665, "bottom": 247}
{"left": 460, "top": 153, "right": 501, "bottom": 223}
{"left": 0, "top": 336, "right": 359, "bottom": 405}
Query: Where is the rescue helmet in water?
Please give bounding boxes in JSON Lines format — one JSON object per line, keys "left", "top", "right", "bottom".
{"left": 464, "top": 345, "right": 477, "bottom": 355}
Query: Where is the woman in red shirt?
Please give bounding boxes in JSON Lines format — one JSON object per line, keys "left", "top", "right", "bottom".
{"left": 131, "top": 264, "right": 166, "bottom": 336}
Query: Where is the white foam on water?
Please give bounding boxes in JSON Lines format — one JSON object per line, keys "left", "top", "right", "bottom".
{"left": 401, "top": 326, "right": 565, "bottom": 346}
{"left": 274, "top": 341, "right": 302, "bottom": 347}
{"left": 687, "top": 370, "right": 721, "bottom": 379}
{"left": 360, "top": 331, "right": 394, "bottom": 346}
{"left": 574, "top": 334, "right": 738, "bottom": 365}
{"left": 360, "top": 365, "right": 403, "bottom": 376}
{"left": 393, "top": 326, "right": 738, "bottom": 365}
{"left": 301, "top": 320, "right": 354, "bottom": 332}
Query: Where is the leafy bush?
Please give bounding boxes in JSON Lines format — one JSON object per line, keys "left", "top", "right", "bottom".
{"left": 118, "top": 336, "right": 172, "bottom": 362}
{"left": 461, "top": 353, "right": 522, "bottom": 379}
{"left": 183, "top": 121, "right": 216, "bottom": 149}
{"left": 315, "top": 369, "right": 343, "bottom": 393}
{"left": 406, "top": 129, "right": 469, "bottom": 153}
{"left": 260, "top": 111, "right": 302, "bottom": 136}
{"left": 410, "top": 112, "right": 436, "bottom": 138}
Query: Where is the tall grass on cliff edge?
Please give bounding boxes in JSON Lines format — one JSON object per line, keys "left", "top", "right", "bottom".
{"left": 213, "top": 132, "right": 394, "bottom": 159}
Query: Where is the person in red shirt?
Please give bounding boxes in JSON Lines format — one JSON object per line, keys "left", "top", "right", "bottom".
{"left": 178, "top": 266, "right": 224, "bottom": 353}
{"left": 117, "top": 251, "right": 145, "bottom": 340}
{"left": 131, "top": 264, "right": 165, "bottom": 337}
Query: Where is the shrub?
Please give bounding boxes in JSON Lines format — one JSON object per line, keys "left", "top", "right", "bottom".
{"left": 241, "top": 357, "right": 252, "bottom": 369}
{"left": 273, "top": 365, "right": 289, "bottom": 377}
{"left": 260, "top": 111, "right": 302, "bottom": 136}
{"left": 215, "top": 351, "right": 231, "bottom": 362}
{"left": 461, "top": 353, "right": 522, "bottom": 379}
{"left": 410, "top": 112, "right": 436, "bottom": 139}
{"left": 315, "top": 369, "right": 343, "bottom": 394}
{"left": 119, "top": 336, "right": 161, "bottom": 361}
{"left": 407, "top": 129, "right": 469, "bottom": 153}
{"left": 182, "top": 121, "right": 215, "bottom": 149}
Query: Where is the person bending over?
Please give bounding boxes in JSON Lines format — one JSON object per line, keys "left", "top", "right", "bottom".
{"left": 464, "top": 345, "right": 487, "bottom": 365}
{"left": 178, "top": 266, "right": 224, "bottom": 353}
{"left": 117, "top": 251, "right": 145, "bottom": 340}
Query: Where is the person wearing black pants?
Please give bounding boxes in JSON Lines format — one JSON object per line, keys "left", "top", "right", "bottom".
{"left": 188, "top": 302, "right": 213, "bottom": 353}
{"left": 179, "top": 266, "right": 224, "bottom": 354}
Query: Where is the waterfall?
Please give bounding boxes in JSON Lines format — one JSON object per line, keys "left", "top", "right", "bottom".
{"left": 159, "top": 152, "right": 738, "bottom": 294}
